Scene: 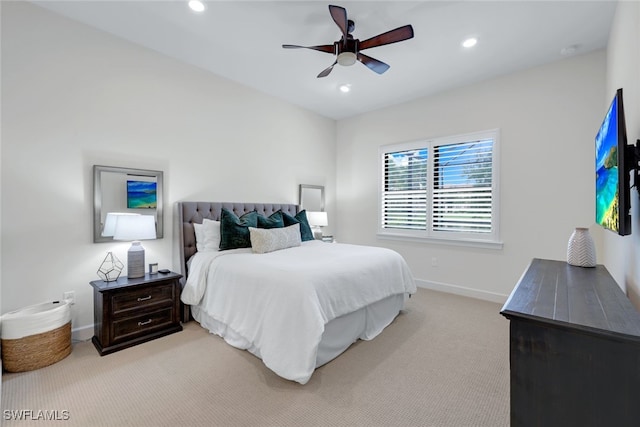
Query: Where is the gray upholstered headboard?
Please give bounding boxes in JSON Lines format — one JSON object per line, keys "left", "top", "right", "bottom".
{"left": 178, "top": 202, "right": 299, "bottom": 280}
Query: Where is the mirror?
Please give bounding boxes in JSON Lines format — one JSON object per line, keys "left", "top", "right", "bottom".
{"left": 299, "top": 184, "right": 325, "bottom": 212}
{"left": 93, "top": 165, "right": 164, "bottom": 243}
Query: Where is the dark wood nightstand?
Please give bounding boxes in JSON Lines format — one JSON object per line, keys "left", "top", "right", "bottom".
{"left": 90, "top": 271, "right": 183, "bottom": 356}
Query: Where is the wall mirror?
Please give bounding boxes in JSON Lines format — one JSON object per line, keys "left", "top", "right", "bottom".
{"left": 93, "top": 165, "right": 164, "bottom": 243}
{"left": 299, "top": 184, "right": 325, "bottom": 212}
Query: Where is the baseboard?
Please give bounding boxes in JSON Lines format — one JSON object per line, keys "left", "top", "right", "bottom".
{"left": 415, "top": 278, "right": 508, "bottom": 304}
{"left": 71, "top": 324, "right": 94, "bottom": 343}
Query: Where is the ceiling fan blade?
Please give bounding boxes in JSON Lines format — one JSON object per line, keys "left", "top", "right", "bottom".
{"left": 282, "top": 44, "right": 335, "bottom": 54}
{"left": 317, "top": 61, "right": 337, "bottom": 78}
{"left": 328, "top": 5, "right": 348, "bottom": 40}
{"left": 357, "top": 53, "right": 390, "bottom": 75}
{"left": 358, "top": 25, "right": 414, "bottom": 50}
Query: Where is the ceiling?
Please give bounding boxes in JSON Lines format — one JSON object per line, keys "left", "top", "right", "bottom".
{"left": 32, "top": 1, "right": 617, "bottom": 120}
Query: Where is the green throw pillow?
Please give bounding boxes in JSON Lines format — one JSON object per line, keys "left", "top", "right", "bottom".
{"left": 219, "top": 209, "right": 258, "bottom": 250}
{"left": 257, "top": 211, "right": 284, "bottom": 229}
{"left": 281, "top": 210, "right": 314, "bottom": 242}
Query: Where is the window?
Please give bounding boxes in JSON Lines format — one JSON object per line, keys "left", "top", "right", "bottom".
{"left": 378, "top": 129, "right": 501, "bottom": 248}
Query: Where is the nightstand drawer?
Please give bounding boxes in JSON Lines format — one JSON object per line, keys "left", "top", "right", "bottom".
{"left": 112, "top": 308, "right": 174, "bottom": 343}
{"left": 111, "top": 283, "right": 174, "bottom": 316}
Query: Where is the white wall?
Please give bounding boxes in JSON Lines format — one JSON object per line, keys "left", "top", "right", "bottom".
{"left": 603, "top": 1, "right": 640, "bottom": 306}
{"left": 1, "top": 2, "right": 336, "bottom": 338}
{"left": 336, "top": 51, "right": 606, "bottom": 301}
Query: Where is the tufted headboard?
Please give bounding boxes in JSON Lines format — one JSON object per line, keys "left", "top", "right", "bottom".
{"left": 178, "top": 201, "right": 299, "bottom": 280}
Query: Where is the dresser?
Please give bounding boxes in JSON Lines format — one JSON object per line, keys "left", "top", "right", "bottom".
{"left": 500, "top": 258, "right": 640, "bottom": 427}
{"left": 90, "top": 272, "right": 182, "bottom": 355}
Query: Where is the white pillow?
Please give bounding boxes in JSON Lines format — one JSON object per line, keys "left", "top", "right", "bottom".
{"left": 193, "top": 219, "right": 221, "bottom": 252}
{"left": 249, "top": 224, "right": 301, "bottom": 254}
{"left": 193, "top": 223, "right": 206, "bottom": 252}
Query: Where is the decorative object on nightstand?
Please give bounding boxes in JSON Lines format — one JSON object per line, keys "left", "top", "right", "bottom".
{"left": 307, "top": 211, "right": 328, "bottom": 240}
{"left": 321, "top": 235, "right": 335, "bottom": 243}
{"left": 90, "top": 271, "right": 183, "bottom": 355}
{"left": 148, "top": 263, "right": 158, "bottom": 275}
{"left": 566, "top": 227, "right": 596, "bottom": 267}
{"left": 113, "top": 214, "right": 157, "bottom": 279}
{"left": 97, "top": 252, "right": 124, "bottom": 282}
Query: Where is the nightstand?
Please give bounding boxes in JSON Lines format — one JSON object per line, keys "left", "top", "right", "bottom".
{"left": 90, "top": 271, "right": 182, "bottom": 356}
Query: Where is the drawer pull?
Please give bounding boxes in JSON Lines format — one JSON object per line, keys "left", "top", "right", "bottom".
{"left": 137, "top": 295, "right": 152, "bottom": 302}
{"left": 138, "top": 319, "right": 153, "bottom": 327}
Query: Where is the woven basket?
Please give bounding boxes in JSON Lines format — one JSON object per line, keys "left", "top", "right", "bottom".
{"left": 2, "top": 321, "right": 72, "bottom": 372}
{"left": 1, "top": 301, "right": 72, "bottom": 373}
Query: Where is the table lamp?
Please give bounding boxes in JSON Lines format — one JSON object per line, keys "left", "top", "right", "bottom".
{"left": 113, "top": 214, "right": 157, "bottom": 278}
{"left": 307, "top": 211, "right": 328, "bottom": 240}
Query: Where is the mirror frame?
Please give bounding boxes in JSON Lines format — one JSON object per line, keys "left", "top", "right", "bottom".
{"left": 299, "top": 184, "right": 325, "bottom": 212}
{"left": 93, "top": 165, "right": 164, "bottom": 243}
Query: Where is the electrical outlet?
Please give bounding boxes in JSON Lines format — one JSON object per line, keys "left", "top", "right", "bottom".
{"left": 63, "top": 291, "right": 75, "bottom": 305}
{"left": 431, "top": 257, "right": 438, "bottom": 267}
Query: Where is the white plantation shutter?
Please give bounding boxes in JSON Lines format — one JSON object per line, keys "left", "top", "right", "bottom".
{"left": 382, "top": 148, "right": 428, "bottom": 230}
{"left": 432, "top": 139, "right": 493, "bottom": 234}
{"left": 379, "top": 130, "right": 500, "bottom": 247}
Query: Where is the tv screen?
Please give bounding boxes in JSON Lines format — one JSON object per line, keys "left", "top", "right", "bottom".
{"left": 127, "top": 180, "right": 157, "bottom": 209}
{"left": 595, "top": 88, "right": 631, "bottom": 236}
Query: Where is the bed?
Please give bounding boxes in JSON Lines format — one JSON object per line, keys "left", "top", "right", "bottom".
{"left": 178, "top": 202, "right": 416, "bottom": 384}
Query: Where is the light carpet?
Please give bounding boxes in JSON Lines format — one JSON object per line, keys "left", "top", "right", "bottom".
{"left": 1, "top": 289, "right": 510, "bottom": 426}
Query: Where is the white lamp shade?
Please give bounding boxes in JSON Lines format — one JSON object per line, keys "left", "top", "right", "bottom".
{"left": 307, "top": 211, "right": 328, "bottom": 227}
{"left": 102, "top": 212, "right": 139, "bottom": 237}
{"left": 113, "top": 214, "right": 157, "bottom": 241}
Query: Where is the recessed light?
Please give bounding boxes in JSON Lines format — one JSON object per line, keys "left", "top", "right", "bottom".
{"left": 339, "top": 84, "right": 351, "bottom": 93}
{"left": 462, "top": 38, "right": 477, "bottom": 48}
{"left": 188, "top": 0, "right": 205, "bottom": 13}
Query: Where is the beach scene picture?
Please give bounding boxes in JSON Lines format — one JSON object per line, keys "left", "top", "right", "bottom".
{"left": 127, "top": 180, "right": 157, "bottom": 209}
{"left": 595, "top": 96, "right": 619, "bottom": 233}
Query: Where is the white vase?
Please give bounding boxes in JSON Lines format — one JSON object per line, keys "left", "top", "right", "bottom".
{"left": 567, "top": 227, "right": 596, "bottom": 267}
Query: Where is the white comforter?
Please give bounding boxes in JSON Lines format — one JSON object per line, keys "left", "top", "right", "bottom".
{"left": 181, "top": 240, "right": 416, "bottom": 384}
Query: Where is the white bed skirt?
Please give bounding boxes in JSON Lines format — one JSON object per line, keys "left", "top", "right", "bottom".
{"left": 191, "top": 293, "right": 407, "bottom": 372}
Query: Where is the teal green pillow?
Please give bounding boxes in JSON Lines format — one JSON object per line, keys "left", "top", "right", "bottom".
{"left": 282, "top": 210, "right": 314, "bottom": 242}
{"left": 219, "top": 209, "right": 258, "bottom": 250}
{"left": 257, "top": 211, "right": 284, "bottom": 229}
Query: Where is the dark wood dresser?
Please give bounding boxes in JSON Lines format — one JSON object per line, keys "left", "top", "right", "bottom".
{"left": 500, "top": 258, "right": 640, "bottom": 426}
{"left": 90, "top": 271, "right": 183, "bottom": 355}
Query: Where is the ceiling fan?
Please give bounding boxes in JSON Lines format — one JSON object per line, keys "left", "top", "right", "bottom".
{"left": 283, "top": 4, "right": 414, "bottom": 78}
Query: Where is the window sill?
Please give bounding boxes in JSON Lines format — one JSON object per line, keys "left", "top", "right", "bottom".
{"left": 376, "top": 232, "right": 504, "bottom": 250}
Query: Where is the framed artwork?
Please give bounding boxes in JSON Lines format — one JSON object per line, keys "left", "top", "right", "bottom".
{"left": 127, "top": 180, "right": 157, "bottom": 209}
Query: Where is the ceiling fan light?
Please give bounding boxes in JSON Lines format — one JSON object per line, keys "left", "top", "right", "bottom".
{"left": 337, "top": 52, "right": 357, "bottom": 66}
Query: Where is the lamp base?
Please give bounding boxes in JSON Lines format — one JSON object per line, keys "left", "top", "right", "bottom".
{"left": 311, "top": 226, "right": 323, "bottom": 240}
{"left": 127, "top": 241, "right": 145, "bottom": 278}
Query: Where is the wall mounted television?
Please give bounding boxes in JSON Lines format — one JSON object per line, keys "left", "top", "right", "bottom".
{"left": 127, "top": 180, "right": 157, "bottom": 209}
{"left": 595, "top": 88, "right": 639, "bottom": 236}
